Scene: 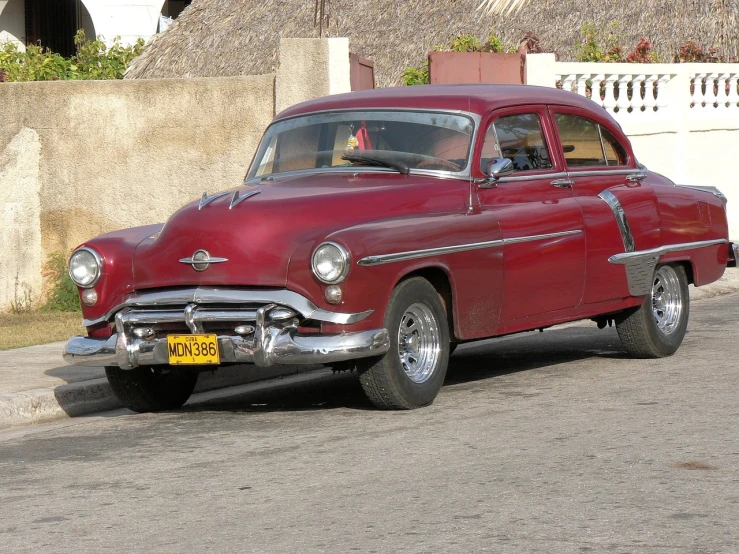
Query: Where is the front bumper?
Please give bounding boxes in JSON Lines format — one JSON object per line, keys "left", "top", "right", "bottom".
{"left": 64, "top": 287, "right": 390, "bottom": 369}
{"left": 64, "top": 328, "right": 390, "bottom": 369}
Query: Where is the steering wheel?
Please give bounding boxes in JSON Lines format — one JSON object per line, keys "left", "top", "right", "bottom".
{"left": 416, "top": 157, "right": 462, "bottom": 172}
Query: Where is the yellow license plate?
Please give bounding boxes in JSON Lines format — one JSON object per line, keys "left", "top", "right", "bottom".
{"left": 167, "top": 334, "right": 220, "bottom": 365}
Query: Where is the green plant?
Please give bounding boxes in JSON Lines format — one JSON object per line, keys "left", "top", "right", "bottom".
{"left": 40, "top": 253, "right": 81, "bottom": 312}
{"left": 0, "top": 30, "right": 144, "bottom": 82}
{"left": 576, "top": 22, "right": 624, "bottom": 62}
{"left": 626, "top": 38, "right": 659, "bottom": 63}
{"left": 401, "top": 62, "right": 430, "bottom": 86}
{"left": 8, "top": 275, "right": 33, "bottom": 314}
{"left": 450, "top": 35, "right": 481, "bottom": 53}
{"left": 483, "top": 33, "right": 506, "bottom": 53}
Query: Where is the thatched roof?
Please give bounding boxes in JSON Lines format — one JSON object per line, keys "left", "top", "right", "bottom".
{"left": 125, "top": 0, "right": 739, "bottom": 86}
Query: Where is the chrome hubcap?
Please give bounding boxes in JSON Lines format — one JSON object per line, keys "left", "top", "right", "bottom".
{"left": 397, "top": 302, "right": 441, "bottom": 384}
{"left": 652, "top": 266, "right": 683, "bottom": 335}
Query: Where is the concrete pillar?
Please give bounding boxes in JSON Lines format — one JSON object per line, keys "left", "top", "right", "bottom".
{"left": 275, "top": 38, "right": 351, "bottom": 115}
{"left": 524, "top": 53, "right": 557, "bottom": 87}
{"left": 0, "top": 128, "right": 43, "bottom": 310}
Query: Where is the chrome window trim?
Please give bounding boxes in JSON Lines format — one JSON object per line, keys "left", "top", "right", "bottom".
{"left": 245, "top": 166, "right": 472, "bottom": 185}
{"left": 68, "top": 247, "right": 104, "bottom": 289}
{"left": 609, "top": 239, "right": 729, "bottom": 296}
{"left": 598, "top": 190, "right": 635, "bottom": 252}
{"left": 247, "top": 108, "right": 481, "bottom": 181}
{"left": 493, "top": 171, "right": 568, "bottom": 184}
{"left": 358, "top": 230, "right": 582, "bottom": 266}
{"left": 568, "top": 169, "right": 638, "bottom": 178}
{"left": 83, "top": 287, "right": 373, "bottom": 327}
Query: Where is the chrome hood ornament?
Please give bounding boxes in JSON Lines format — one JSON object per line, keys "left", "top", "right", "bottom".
{"left": 179, "top": 249, "right": 228, "bottom": 272}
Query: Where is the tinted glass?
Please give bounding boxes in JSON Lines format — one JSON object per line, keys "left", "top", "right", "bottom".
{"left": 481, "top": 113, "right": 552, "bottom": 172}
{"left": 601, "top": 127, "right": 628, "bottom": 166}
{"left": 555, "top": 114, "right": 605, "bottom": 167}
{"left": 248, "top": 111, "right": 475, "bottom": 178}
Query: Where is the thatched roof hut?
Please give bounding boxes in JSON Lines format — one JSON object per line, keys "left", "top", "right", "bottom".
{"left": 125, "top": 0, "right": 739, "bottom": 87}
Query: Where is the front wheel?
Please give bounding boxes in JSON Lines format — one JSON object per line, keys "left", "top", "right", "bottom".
{"left": 616, "top": 264, "right": 690, "bottom": 358}
{"left": 358, "top": 277, "right": 450, "bottom": 409}
{"left": 105, "top": 366, "right": 199, "bottom": 413}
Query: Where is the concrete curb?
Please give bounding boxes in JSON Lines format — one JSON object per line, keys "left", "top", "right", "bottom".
{"left": 0, "top": 365, "right": 315, "bottom": 431}
{"left": 1, "top": 273, "right": 737, "bottom": 431}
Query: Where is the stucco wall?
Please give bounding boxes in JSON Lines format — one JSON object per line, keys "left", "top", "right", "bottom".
{"left": 0, "top": 75, "right": 275, "bottom": 306}
{"left": 0, "top": 37, "right": 352, "bottom": 310}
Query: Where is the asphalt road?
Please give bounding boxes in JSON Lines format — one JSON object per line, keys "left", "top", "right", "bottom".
{"left": 1, "top": 292, "right": 738, "bottom": 553}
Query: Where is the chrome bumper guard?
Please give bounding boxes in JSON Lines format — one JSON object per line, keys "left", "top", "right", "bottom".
{"left": 64, "top": 295, "right": 389, "bottom": 369}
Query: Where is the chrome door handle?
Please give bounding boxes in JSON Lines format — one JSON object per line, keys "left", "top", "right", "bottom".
{"left": 551, "top": 178, "right": 574, "bottom": 188}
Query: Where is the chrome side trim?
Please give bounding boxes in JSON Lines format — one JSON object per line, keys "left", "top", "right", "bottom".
{"left": 83, "top": 287, "right": 373, "bottom": 327}
{"left": 598, "top": 190, "right": 635, "bottom": 252}
{"left": 63, "top": 328, "right": 390, "bottom": 369}
{"left": 357, "top": 230, "right": 582, "bottom": 266}
{"left": 609, "top": 239, "right": 729, "bottom": 296}
{"left": 229, "top": 189, "right": 262, "bottom": 209}
{"left": 677, "top": 185, "right": 728, "bottom": 208}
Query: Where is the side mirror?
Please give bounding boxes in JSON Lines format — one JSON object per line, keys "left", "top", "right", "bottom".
{"left": 480, "top": 158, "right": 514, "bottom": 188}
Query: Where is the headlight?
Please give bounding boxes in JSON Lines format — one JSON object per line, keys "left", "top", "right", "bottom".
{"left": 311, "top": 242, "right": 350, "bottom": 284}
{"left": 68, "top": 247, "right": 102, "bottom": 288}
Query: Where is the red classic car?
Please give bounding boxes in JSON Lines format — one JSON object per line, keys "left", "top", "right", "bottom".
{"left": 64, "top": 84, "right": 737, "bottom": 412}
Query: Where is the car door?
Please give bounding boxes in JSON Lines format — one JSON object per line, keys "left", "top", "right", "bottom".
{"left": 476, "top": 107, "right": 586, "bottom": 324}
{"left": 548, "top": 108, "right": 657, "bottom": 304}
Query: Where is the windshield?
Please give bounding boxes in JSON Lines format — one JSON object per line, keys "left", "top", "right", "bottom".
{"left": 247, "top": 110, "right": 475, "bottom": 179}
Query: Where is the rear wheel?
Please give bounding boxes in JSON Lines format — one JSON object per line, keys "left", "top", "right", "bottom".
{"left": 616, "top": 264, "right": 690, "bottom": 358}
{"left": 105, "top": 366, "right": 199, "bottom": 413}
{"left": 358, "top": 277, "right": 450, "bottom": 409}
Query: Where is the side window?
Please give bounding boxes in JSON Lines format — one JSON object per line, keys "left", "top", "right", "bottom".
{"left": 554, "top": 114, "right": 628, "bottom": 167}
{"left": 601, "top": 127, "right": 628, "bottom": 166}
{"left": 480, "top": 113, "right": 552, "bottom": 173}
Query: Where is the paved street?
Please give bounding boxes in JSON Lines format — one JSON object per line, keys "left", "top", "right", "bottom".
{"left": 1, "top": 292, "right": 738, "bottom": 553}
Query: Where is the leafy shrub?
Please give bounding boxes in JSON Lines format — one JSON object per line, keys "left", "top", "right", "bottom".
{"left": 401, "top": 62, "right": 430, "bottom": 86}
{"left": 674, "top": 41, "right": 721, "bottom": 63}
{"left": 626, "top": 38, "right": 659, "bottom": 63}
{"left": 40, "top": 253, "right": 81, "bottom": 313}
{"left": 577, "top": 22, "right": 624, "bottom": 62}
{"left": 0, "top": 30, "right": 145, "bottom": 82}
{"left": 450, "top": 35, "right": 481, "bottom": 53}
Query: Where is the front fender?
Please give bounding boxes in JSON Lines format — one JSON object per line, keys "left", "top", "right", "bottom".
{"left": 287, "top": 211, "right": 505, "bottom": 340}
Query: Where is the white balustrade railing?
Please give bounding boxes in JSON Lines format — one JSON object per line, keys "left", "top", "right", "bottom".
{"left": 689, "top": 71, "right": 739, "bottom": 110}
{"left": 542, "top": 61, "right": 739, "bottom": 117}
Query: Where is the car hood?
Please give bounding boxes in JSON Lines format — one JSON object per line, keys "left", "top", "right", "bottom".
{"left": 132, "top": 172, "right": 462, "bottom": 290}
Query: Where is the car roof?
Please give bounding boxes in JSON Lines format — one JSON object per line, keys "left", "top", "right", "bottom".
{"left": 275, "top": 84, "right": 604, "bottom": 120}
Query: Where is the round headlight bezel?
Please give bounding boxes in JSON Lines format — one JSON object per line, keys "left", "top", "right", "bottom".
{"left": 68, "top": 247, "right": 103, "bottom": 288}
{"left": 311, "top": 242, "right": 351, "bottom": 285}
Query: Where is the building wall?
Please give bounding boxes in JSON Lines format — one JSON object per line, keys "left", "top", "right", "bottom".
{"left": 0, "top": 75, "right": 275, "bottom": 306}
{"left": 0, "top": 0, "right": 25, "bottom": 50}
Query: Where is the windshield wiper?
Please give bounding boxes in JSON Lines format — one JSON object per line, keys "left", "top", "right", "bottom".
{"left": 341, "top": 154, "right": 410, "bottom": 175}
